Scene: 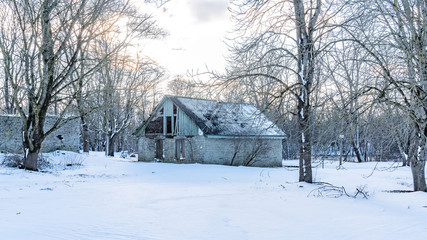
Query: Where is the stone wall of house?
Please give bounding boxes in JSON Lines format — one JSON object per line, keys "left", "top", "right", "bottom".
{"left": 163, "top": 138, "right": 175, "bottom": 161}
{"left": 0, "top": 115, "right": 80, "bottom": 153}
{"left": 138, "top": 136, "right": 206, "bottom": 163}
{"left": 202, "top": 138, "right": 282, "bottom": 167}
{"left": 138, "top": 135, "right": 282, "bottom": 167}
{"left": 137, "top": 137, "right": 156, "bottom": 161}
{"left": 185, "top": 136, "right": 206, "bottom": 163}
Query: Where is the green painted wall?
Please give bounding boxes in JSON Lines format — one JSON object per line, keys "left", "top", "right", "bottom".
{"left": 177, "top": 109, "right": 199, "bottom": 136}
{"left": 163, "top": 99, "right": 174, "bottom": 116}
{"left": 161, "top": 98, "right": 200, "bottom": 136}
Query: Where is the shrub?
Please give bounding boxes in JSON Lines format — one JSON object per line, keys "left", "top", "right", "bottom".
{"left": 1, "top": 154, "right": 23, "bottom": 168}
{"left": 38, "top": 154, "right": 52, "bottom": 170}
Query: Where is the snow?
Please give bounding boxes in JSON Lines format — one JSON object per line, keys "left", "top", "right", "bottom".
{"left": 299, "top": 61, "right": 305, "bottom": 85}
{"left": 172, "top": 96, "right": 285, "bottom": 137}
{"left": 1, "top": 152, "right": 427, "bottom": 240}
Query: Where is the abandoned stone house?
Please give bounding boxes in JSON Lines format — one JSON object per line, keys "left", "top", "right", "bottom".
{"left": 134, "top": 96, "right": 285, "bottom": 167}
{"left": 0, "top": 115, "right": 80, "bottom": 153}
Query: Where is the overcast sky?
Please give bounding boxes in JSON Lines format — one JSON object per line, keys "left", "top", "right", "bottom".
{"left": 142, "top": 0, "right": 232, "bottom": 78}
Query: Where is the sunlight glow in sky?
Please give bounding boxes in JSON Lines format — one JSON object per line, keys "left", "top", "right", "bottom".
{"left": 141, "top": 0, "right": 232, "bottom": 78}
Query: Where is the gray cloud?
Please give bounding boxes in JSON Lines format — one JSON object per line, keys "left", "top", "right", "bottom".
{"left": 189, "top": 0, "right": 228, "bottom": 22}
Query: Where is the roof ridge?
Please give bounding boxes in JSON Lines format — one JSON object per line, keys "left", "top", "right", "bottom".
{"left": 167, "top": 95, "right": 253, "bottom": 106}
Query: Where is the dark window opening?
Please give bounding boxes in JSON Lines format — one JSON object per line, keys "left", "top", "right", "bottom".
{"left": 173, "top": 116, "right": 177, "bottom": 135}
{"left": 166, "top": 116, "right": 172, "bottom": 134}
{"left": 176, "top": 139, "right": 185, "bottom": 159}
{"left": 173, "top": 104, "right": 177, "bottom": 114}
{"left": 155, "top": 139, "right": 163, "bottom": 160}
{"left": 159, "top": 107, "right": 164, "bottom": 115}
{"left": 145, "top": 117, "right": 163, "bottom": 135}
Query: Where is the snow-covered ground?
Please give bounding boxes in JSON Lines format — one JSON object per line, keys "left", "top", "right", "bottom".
{"left": 0, "top": 152, "right": 426, "bottom": 240}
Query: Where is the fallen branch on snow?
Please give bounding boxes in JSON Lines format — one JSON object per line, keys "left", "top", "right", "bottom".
{"left": 308, "top": 182, "right": 369, "bottom": 199}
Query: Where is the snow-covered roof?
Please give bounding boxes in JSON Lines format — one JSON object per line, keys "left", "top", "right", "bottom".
{"left": 169, "top": 96, "right": 285, "bottom": 137}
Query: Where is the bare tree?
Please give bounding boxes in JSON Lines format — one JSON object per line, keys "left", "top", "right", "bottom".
{"left": 167, "top": 75, "right": 198, "bottom": 97}
{"left": 0, "top": 0, "right": 143, "bottom": 170}
{"left": 227, "top": 0, "right": 347, "bottom": 182}
{"left": 344, "top": 0, "right": 427, "bottom": 191}
{"left": 99, "top": 50, "right": 163, "bottom": 156}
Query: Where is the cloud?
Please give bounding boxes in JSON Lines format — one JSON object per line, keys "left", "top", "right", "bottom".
{"left": 189, "top": 0, "right": 228, "bottom": 22}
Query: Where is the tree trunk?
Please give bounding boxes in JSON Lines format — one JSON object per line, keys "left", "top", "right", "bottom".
{"left": 411, "top": 157, "right": 426, "bottom": 191}
{"left": 352, "top": 140, "right": 363, "bottom": 163}
{"left": 407, "top": 124, "right": 427, "bottom": 192}
{"left": 81, "top": 117, "right": 90, "bottom": 153}
{"left": 23, "top": 149, "right": 40, "bottom": 171}
{"left": 4, "top": 72, "right": 11, "bottom": 114}
{"left": 393, "top": 127, "right": 409, "bottom": 167}
{"left": 339, "top": 137, "right": 343, "bottom": 166}
{"left": 294, "top": 0, "right": 318, "bottom": 184}
{"left": 106, "top": 133, "right": 115, "bottom": 157}
{"left": 108, "top": 137, "right": 115, "bottom": 156}
{"left": 22, "top": 125, "right": 43, "bottom": 171}
{"left": 298, "top": 102, "right": 312, "bottom": 183}
{"left": 402, "top": 157, "right": 408, "bottom": 167}
{"left": 410, "top": 126, "right": 427, "bottom": 191}
{"left": 298, "top": 89, "right": 312, "bottom": 182}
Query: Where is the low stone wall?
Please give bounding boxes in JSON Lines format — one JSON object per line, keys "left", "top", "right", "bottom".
{"left": 0, "top": 115, "right": 80, "bottom": 153}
